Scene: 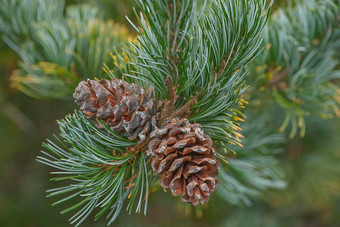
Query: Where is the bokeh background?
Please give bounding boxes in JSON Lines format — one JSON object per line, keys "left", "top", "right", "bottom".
{"left": 0, "top": 0, "right": 339, "bottom": 226}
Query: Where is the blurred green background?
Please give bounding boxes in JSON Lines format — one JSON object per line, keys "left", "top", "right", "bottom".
{"left": 0, "top": 0, "right": 339, "bottom": 226}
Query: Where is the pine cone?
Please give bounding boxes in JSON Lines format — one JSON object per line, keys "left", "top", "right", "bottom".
{"left": 73, "top": 78, "right": 156, "bottom": 141}
{"left": 149, "top": 118, "right": 219, "bottom": 205}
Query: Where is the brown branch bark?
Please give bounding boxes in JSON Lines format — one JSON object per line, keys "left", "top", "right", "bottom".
{"left": 170, "top": 92, "right": 199, "bottom": 119}
{"left": 158, "top": 76, "right": 178, "bottom": 124}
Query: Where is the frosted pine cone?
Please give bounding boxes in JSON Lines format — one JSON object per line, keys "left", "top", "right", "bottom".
{"left": 73, "top": 78, "right": 156, "bottom": 141}
{"left": 149, "top": 118, "right": 219, "bottom": 205}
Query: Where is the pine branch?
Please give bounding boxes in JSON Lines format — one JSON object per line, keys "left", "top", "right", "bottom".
{"left": 0, "top": 0, "right": 65, "bottom": 52}
{"left": 36, "top": 0, "right": 278, "bottom": 224}
{"left": 159, "top": 76, "right": 177, "bottom": 124}
{"left": 171, "top": 92, "right": 199, "bottom": 119}
{"left": 37, "top": 111, "right": 152, "bottom": 226}
{"left": 0, "top": 0, "right": 129, "bottom": 99}
{"left": 247, "top": 0, "right": 340, "bottom": 138}
{"left": 109, "top": 0, "right": 272, "bottom": 150}
{"left": 186, "top": 0, "right": 272, "bottom": 150}
{"left": 217, "top": 113, "right": 287, "bottom": 206}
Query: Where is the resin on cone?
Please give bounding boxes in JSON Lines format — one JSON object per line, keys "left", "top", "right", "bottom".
{"left": 149, "top": 118, "right": 220, "bottom": 205}
{"left": 73, "top": 78, "right": 155, "bottom": 141}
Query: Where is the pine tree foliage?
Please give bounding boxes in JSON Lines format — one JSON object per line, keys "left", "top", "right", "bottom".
{"left": 37, "top": 112, "right": 151, "bottom": 225}
{"left": 79, "top": 0, "right": 136, "bottom": 23}
{"left": 247, "top": 0, "right": 340, "bottom": 138}
{"left": 0, "top": 0, "right": 129, "bottom": 99}
{"left": 110, "top": 0, "right": 272, "bottom": 151}
{"left": 37, "top": 0, "right": 273, "bottom": 225}
{"left": 0, "top": 0, "right": 64, "bottom": 52}
{"left": 217, "top": 113, "right": 286, "bottom": 206}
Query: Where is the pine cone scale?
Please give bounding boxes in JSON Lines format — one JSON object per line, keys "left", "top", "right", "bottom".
{"left": 168, "top": 156, "right": 189, "bottom": 172}
{"left": 73, "top": 78, "right": 156, "bottom": 141}
{"left": 149, "top": 118, "right": 220, "bottom": 205}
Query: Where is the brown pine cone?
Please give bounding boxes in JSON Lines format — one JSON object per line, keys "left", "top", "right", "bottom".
{"left": 73, "top": 78, "right": 156, "bottom": 141}
{"left": 149, "top": 118, "right": 219, "bottom": 205}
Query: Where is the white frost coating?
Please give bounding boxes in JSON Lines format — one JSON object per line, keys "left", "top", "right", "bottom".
{"left": 194, "top": 127, "right": 205, "bottom": 141}
{"left": 139, "top": 110, "right": 146, "bottom": 118}
{"left": 158, "top": 144, "right": 166, "bottom": 154}
{"left": 174, "top": 141, "right": 187, "bottom": 149}
{"left": 181, "top": 127, "right": 191, "bottom": 134}
{"left": 182, "top": 118, "right": 190, "bottom": 126}
{"left": 138, "top": 132, "right": 146, "bottom": 141}
{"left": 151, "top": 127, "right": 168, "bottom": 138}
{"left": 193, "top": 147, "right": 207, "bottom": 153}
{"left": 146, "top": 149, "right": 154, "bottom": 156}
